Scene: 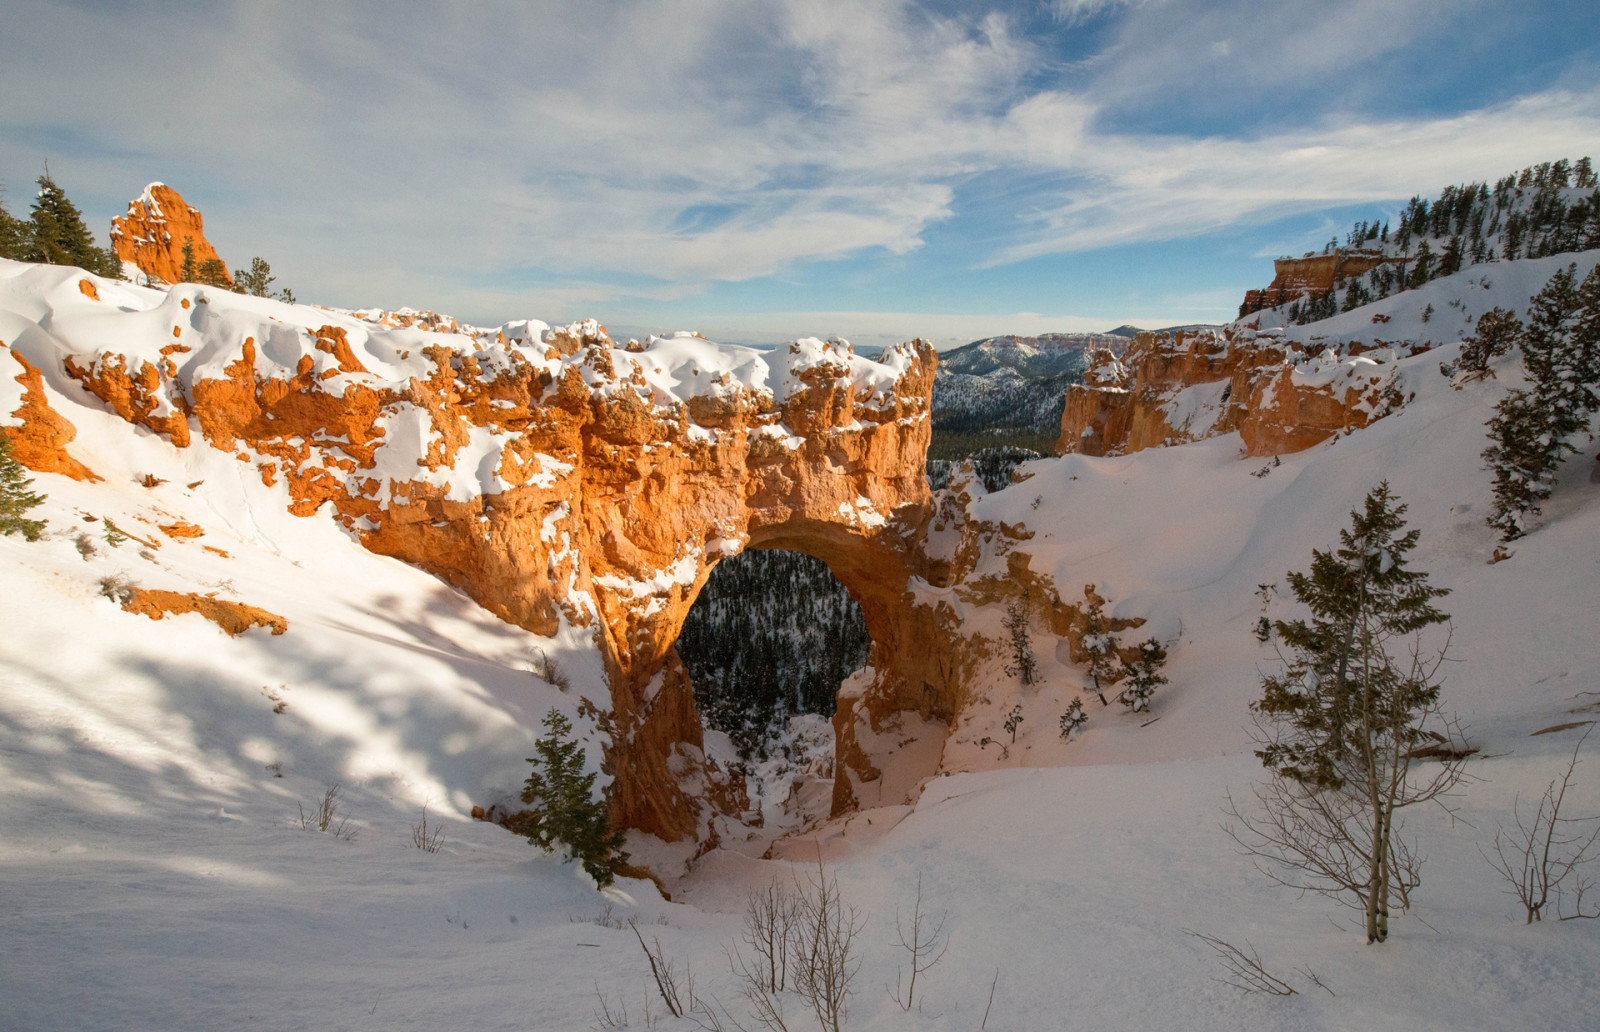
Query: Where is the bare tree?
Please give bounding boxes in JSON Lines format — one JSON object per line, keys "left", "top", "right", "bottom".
{"left": 791, "top": 856, "right": 864, "bottom": 1032}
{"left": 891, "top": 872, "right": 948, "bottom": 1011}
{"left": 1483, "top": 726, "right": 1600, "bottom": 923}
{"left": 740, "top": 882, "right": 802, "bottom": 993}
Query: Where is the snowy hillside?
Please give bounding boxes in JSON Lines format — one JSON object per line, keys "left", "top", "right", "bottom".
{"left": 2, "top": 248, "right": 1598, "bottom": 1031}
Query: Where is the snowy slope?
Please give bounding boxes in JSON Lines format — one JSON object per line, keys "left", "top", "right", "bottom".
{"left": 1, "top": 254, "right": 1598, "bottom": 1030}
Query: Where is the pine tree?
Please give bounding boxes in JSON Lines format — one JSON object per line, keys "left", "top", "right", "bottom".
{"left": 196, "top": 257, "right": 231, "bottom": 288}
{"left": 179, "top": 238, "right": 198, "bottom": 283}
{"left": 233, "top": 256, "right": 277, "bottom": 297}
{"left": 0, "top": 434, "right": 47, "bottom": 541}
{"left": 1457, "top": 307, "right": 1523, "bottom": 378}
{"left": 1407, "top": 242, "right": 1433, "bottom": 289}
{"left": 1237, "top": 483, "right": 1460, "bottom": 943}
{"left": 1118, "top": 638, "right": 1168, "bottom": 713}
{"left": 1483, "top": 390, "right": 1557, "bottom": 540}
{"left": 521, "top": 709, "right": 629, "bottom": 887}
{"left": 1003, "top": 592, "right": 1038, "bottom": 685}
{"left": 1058, "top": 698, "right": 1087, "bottom": 740}
{"left": 1080, "top": 587, "right": 1121, "bottom": 706}
{"left": 0, "top": 191, "right": 30, "bottom": 261}
{"left": 24, "top": 172, "right": 117, "bottom": 277}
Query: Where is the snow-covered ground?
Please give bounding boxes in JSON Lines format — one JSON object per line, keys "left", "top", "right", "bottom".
{"left": 3, "top": 252, "right": 1598, "bottom": 1029}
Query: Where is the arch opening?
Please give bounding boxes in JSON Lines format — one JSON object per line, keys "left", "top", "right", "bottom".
{"left": 677, "top": 548, "right": 869, "bottom": 762}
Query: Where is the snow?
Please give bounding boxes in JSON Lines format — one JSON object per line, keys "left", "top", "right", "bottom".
{"left": 1, "top": 253, "right": 1598, "bottom": 1029}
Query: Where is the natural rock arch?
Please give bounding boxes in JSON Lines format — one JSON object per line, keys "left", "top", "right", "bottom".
{"left": 15, "top": 281, "right": 955, "bottom": 842}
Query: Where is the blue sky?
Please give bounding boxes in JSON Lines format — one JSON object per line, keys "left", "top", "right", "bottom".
{"left": 4, "top": 0, "right": 1598, "bottom": 348}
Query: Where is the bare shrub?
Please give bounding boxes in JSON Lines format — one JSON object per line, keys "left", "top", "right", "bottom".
{"left": 411, "top": 804, "right": 445, "bottom": 853}
{"left": 97, "top": 573, "right": 136, "bottom": 604}
{"left": 891, "top": 872, "right": 948, "bottom": 1011}
{"left": 1184, "top": 930, "right": 1296, "bottom": 996}
{"left": 1484, "top": 726, "right": 1600, "bottom": 922}
{"left": 790, "top": 857, "right": 864, "bottom": 1032}
{"left": 631, "top": 918, "right": 697, "bottom": 1018}
{"left": 740, "top": 881, "right": 802, "bottom": 994}
{"left": 74, "top": 531, "right": 97, "bottom": 559}
{"left": 298, "top": 782, "right": 358, "bottom": 841}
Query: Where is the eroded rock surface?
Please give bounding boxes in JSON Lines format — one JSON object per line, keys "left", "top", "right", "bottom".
{"left": 1057, "top": 327, "right": 1420, "bottom": 458}
{"left": 111, "top": 183, "right": 233, "bottom": 287}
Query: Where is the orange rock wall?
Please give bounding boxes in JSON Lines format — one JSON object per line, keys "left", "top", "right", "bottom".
{"left": 1057, "top": 329, "right": 1409, "bottom": 459}
{"left": 52, "top": 304, "right": 942, "bottom": 842}
{"left": 1242, "top": 249, "right": 1398, "bottom": 310}
{"left": 110, "top": 184, "right": 233, "bottom": 287}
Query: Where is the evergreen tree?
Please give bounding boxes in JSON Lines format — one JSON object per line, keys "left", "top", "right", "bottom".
{"left": 1483, "top": 390, "right": 1558, "bottom": 540}
{"left": 521, "top": 709, "right": 629, "bottom": 887}
{"left": 178, "top": 238, "right": 198, "bottom": 283}
{"left": 1118, "top": 638, "right": 1168, "bottom": 713}
{"left": 196, "top": 257, "right": 231, "bottom": 288}
{"left": 1407, "top": 242, "right": 1433, "bottom": 289}
{"left": 1241, "top": 483, "right": 1458, "bottom": 943}
{"left": 24, "top": 172, "right": 117, "bottom": 277}
{"left": 1457, "top": 307, "right": 1523, "bottom": 377}
{"left": 0, "top": 434, "right": 47, "bottom": 541}
{"left": 1080, "top": 587, "right": 1121, "bottom": 706}
{"left": 0, "top": 192, "right": 30, "bottom": 261}
{"left": 233, "top": 256, "right": 277, "bottom": 296}
{"left": 1058, "top": 697, "right": 1087, "bottom": 740}
{"left": 1438, "top": 235, "right": 1463, "bottom": 278}
{"left": 1481, "top": 263, "right": 1600, "bottom": 540}
{"left": 1576, "top": 157, "right": 1596, "bottom": 189}
{"left": 1003, "top": 592, "right": 1038, "bottom": 685}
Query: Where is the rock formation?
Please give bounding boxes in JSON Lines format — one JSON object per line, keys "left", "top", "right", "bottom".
{"left": 1057, "top": 327, "right": 1417, "bottom": 458}
{"left": 0, "top": 262, "right": 970, "bottom": 843}
{"left": 1241, "top": 249, "right": 1400, "bottom": 312}
{"left": 110, "top": 184, "right": 233, "bottom": 287}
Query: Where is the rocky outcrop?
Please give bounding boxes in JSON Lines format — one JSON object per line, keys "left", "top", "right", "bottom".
{"left": 1241, "top": 249, "right": 1400, "bottom": 312}
{"left": 120, "top": 589, "right": 288, "bottom": 636}
{"left": 110, "top": 184, "right": 232, "bottom": 287}
{"left": 1057, "top": 328, "right": 1414, "bottom": 459}
{"left": 10, "top": 269, "right": 954, "bottom": 842}
{"left": 5, "top": 349, "right": 100, "bottom": 481}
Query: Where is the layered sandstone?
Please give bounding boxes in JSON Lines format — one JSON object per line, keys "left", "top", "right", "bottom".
{"left": 1057, "top": 328, "right": 1415, "bottom": 459}
{"left": 110, "top": 184, "right": 233, "bottom": 287}
{"left": 3, "top": 268, "right": 952, "bottom": 843}
{"left": 1241, "top": 249, "right": 1400, "bottom": 311}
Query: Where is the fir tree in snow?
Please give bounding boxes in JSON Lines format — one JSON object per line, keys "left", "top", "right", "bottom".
{"left": 521, "top": 709, "right": 629, "bottom": 887}
{"left": 178, "top": 238, "right": 199, "bottom": 284}
{"left": 24, "top": 171, "right": 117, "bottom": 277}
{"left": 1003, "top": 592, "right": 1038, "bottom": 686}
{"left": 1457, "top": 307, "right": 1524, "bottom": 378}
{"left": 0, "top": 434, "right": 47, "bottom": 541}
{"left": 1235, "top": 482, "right": 1462, "bottom": 944}
{"left": 1118, "top": 638, "right": 1168, "bottom": 714}
{"left": 1080, "top": 587, "right": 1121, "bottom": 706}
{"left": 0, "top": 191, "right": 29, "bottom": 261}
{"left": 1058, "top": 698, "right": 1087, "bottom": 740}
{"left": 1483, "top": 264, "right": 1600, "bottom": 540}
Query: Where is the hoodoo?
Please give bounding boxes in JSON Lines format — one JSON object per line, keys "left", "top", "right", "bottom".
{"left": 110, "top": 184, "right": 233, "bottom": 287}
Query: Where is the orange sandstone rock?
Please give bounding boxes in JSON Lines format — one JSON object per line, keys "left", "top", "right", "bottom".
{"left": 120, "top": 589, "right": 287, "bottom": 636}
{"left": 110, "top": 184, "right": 233, "bottom": 287}
{"left": 6, "top": 351, "right": 101, "bottom": 481}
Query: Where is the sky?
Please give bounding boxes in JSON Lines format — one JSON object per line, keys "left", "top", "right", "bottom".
{"left": 3, "top": 0, "right": 1599, "bottom": 349}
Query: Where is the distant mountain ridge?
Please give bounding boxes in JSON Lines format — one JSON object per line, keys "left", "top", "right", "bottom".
{"left": 932, "top": 331, "right": 1128, "bottom": 435}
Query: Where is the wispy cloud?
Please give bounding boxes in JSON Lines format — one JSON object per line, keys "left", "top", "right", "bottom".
{"left": 2, "top": 0, "right": 1595, "bottom": 328}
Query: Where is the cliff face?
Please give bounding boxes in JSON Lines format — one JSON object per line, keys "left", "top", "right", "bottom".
{"left": 1056, "top": 328, "right": 1414, "bottom": 459}
{"left": 0, "top": 262, "right": 961, "bottom": 842}
{"left": 1241, "top": 249, "right": 1398, "bottom": 311}
{"left": 110, "top": 184, "right": 233, "bottom": 287}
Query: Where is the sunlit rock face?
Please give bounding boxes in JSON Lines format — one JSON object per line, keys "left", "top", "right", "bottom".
{"left": 1, "top": 260, "right": 955, "bottom": 842}
{"left": 110, "top": 184, "right": 234, "bottom": 287}
{"left": 1056, "top": 328, "right": 1417, "bottom": 459}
